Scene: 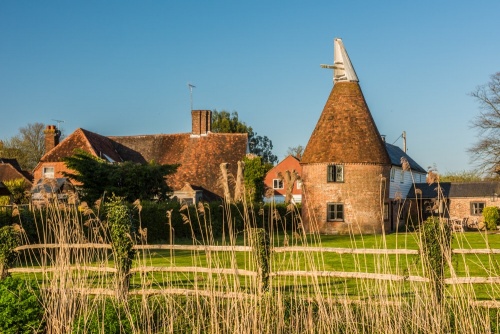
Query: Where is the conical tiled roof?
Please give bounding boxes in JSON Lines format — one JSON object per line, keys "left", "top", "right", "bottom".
{"left": 301, "top": 81, "right": 390, "bottom": 164}
{"left": 302, "top": 39, "right": 390, "bottom": 165}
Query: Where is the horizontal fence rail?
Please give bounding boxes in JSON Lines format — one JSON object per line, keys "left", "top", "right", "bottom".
{"left": 8, "top": 243, "right": 500, "bottom": 289}
{"left": 14, "top": 243, "right": 500, "bottom": 255}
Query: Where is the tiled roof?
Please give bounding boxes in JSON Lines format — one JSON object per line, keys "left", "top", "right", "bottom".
{"left": 385, "top": 143, "right": 426, "bottom": 173}
{"left": 0, "top": 160, "right": 33, "bottom": 186}
{"left": 301, "top": 82, "right": 390, "bottom": 165}
{"left": 40, "top": 128, "right": 123, "bottom": 163}
{"left": 39, "top": 129, "right": 248, "bottom": 199}
{"left": 110, "top": 133, "right": 248, "bottom": 197}
{"left": 407, "top": 182, "right": 500, "bottom": 199}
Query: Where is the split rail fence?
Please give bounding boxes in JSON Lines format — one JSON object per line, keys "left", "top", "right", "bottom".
{"left": 8, "top": 243, "right": 500, "bottom": 287}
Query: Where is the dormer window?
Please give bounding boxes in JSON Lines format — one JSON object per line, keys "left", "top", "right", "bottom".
{"left": 327, "top": 164, "right": 344, "bottom": 182}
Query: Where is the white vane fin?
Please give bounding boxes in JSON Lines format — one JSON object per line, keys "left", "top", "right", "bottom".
{"left": 320, "top": 38, "right": 359, "bottom": 83}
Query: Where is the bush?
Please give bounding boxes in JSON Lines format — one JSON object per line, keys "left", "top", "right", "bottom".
{"left": 0, "top": 225, "right": 20, "bottom": 278}
{"left": 0, "top": 277, "right": 45, "bottom": 333}
{"left": 135, "top": 201, "right": 299, "bottom": 243}
{"left": 482, "top": 206, "right": 499, "bottom": 230}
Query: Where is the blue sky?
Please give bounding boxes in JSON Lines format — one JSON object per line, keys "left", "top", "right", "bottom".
{"left": 1, "top": 1, "right": 499, "bottom": 174}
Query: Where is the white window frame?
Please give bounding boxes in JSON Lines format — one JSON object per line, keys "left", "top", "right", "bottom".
{"left": 273, "top": 179, "right": 284, "bottom": 189}
{"left": 296, "top": 180, "right": 302, "bottom": 190}
{"left": 43, "top": 166, "right": 55, "bottom": 179}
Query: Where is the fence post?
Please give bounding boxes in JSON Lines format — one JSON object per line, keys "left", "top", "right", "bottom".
{"left": 249, "top": 228, "right": 270, "bottom": 293}
{"left": 420, "top": 216, "right": 452, "bottom": 304}
{"left": 105, "top": 196, "right": 135, "bottom": 301}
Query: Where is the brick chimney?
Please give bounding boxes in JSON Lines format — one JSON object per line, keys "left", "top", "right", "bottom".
{"left": 44, "top": 125, "right": 61, "bottom": 153}
{"left": 191, "top": 110, "right": 212, "bottom": 136}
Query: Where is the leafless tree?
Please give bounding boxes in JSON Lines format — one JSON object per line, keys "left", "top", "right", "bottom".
{"left": 1, "top": 122, "right": 46, "bottom": 170}
{"left": 469, "top": 72, "right": 500, "bottom": 174}
{"left": 286, "top": 145, "right": 304, "bottom": 160}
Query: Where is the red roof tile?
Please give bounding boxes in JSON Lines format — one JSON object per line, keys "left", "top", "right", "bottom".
{"left": 301, "top": 82, "right": 390, "bottom": 165}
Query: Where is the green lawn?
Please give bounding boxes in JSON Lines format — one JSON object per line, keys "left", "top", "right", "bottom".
{"left": 12, "top": 231, "right": 500, "bottom": 300}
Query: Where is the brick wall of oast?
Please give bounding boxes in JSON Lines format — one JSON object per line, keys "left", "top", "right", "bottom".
{"left": 301, "top": 163, "right": 391, "bottom": 234}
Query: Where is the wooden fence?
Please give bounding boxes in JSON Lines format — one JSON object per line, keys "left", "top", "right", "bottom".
{"left": 8, "top": 243, "right": 500, "bottom": 285}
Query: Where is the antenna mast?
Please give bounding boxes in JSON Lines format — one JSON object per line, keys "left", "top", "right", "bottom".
{"left": 52, "top": 119, "right": 65, "bottom": 129}
{"left": 188, "top": 83, "right": 196, "bottom": 111}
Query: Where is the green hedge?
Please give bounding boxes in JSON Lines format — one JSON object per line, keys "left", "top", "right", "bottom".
{"left": 134, "top": 201, "right": 300, "bottom": 243}
{"left": 1, "top": 201, "right": 301, "bottom": 244}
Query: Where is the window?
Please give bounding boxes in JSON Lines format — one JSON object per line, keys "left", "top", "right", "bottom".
{"left": 471, "top": 202, "right": 486, "bottom": 215}
{"left": 296, "top": 180, "right": 302, "bottom": 190}
{"left": 273, "top": 179, "right": 284, "bottom": 189}
{"left": 327, "top": 165, "right": 344, "bottom": 182}
{"left": 327, "top": 203, "right": 344, "bottom": 221}
{"left": 384, "top": 203, "right": 389, "bottom": 221}
{"left": 390, "top": 169, "right": 396, "bottom": 182}
{"left": 43, "top": 166, "right": 55, "bottom": 179}
{"left": 400, "top": 170, "right": 405, "bottom": 184}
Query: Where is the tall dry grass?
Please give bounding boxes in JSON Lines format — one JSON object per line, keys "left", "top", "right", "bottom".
{"left": 8, "top": 172, "right": 500, "bottom": 333}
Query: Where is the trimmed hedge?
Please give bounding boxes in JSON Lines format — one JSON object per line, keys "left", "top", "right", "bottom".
{"left": 134, "top": 201, "right": 300, "bottom": 243}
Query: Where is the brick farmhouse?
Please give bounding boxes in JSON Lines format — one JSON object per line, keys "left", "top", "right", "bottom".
{"left": 32, "top": 110, "right": 247, "bottom": 204}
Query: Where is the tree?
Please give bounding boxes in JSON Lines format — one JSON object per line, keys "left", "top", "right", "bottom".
{"left": 1, "top": 123, "right": 46, "bottom": 170}
{"left": 242, "top": 154, "right": 274, "bottom": 203}
{"left": 469, "top": 72, "right": 500, "bottom": 174}
{"left": 438, "top": 170, "right": 484, "bottom": 182}
{"left": 286, "top": 145, "right": 304, "bottom": 159}
{"left": 211, "top": 110, "right": 278, "bottom": 164}
{"left": 63, "top": 150, "right": 178, "bottom": 203}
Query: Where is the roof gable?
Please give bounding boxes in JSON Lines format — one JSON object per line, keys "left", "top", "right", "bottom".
{"left": 40, "top": 128, "right": 123, "bottom": 163}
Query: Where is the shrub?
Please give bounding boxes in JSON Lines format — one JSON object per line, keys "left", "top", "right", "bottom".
{"left": 0, "top": 225, "right": 20, "bottom": 278}
{"left": 482, "top": 206, "right": 499, "bottom": 230}
{"left": 0, "top": 277, "right": 45, "bottom": 333}
{"left": 135, "top": 201, "right": 299, "bottom": 243}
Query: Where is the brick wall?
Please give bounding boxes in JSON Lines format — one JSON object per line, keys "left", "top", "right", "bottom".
{"left": 302, "top": 163, "right": 391, "bottom": 234}
{"left": 33, "top": 161, "right": 74, "bottom": 185}
{"left": 409, "top": 196, "right": 499, "bottom": 224}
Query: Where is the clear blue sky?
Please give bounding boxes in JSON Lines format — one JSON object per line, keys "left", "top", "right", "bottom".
{"left": 1, "top": 1, "right": 499, "bottom": 174}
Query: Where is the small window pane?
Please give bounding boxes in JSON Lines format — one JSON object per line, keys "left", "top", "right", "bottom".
{"left": 327, "top": 165, "right": 335, "bottom": 182}
{"left": 335, "top": 165, "right": 344, "bottom": 182}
